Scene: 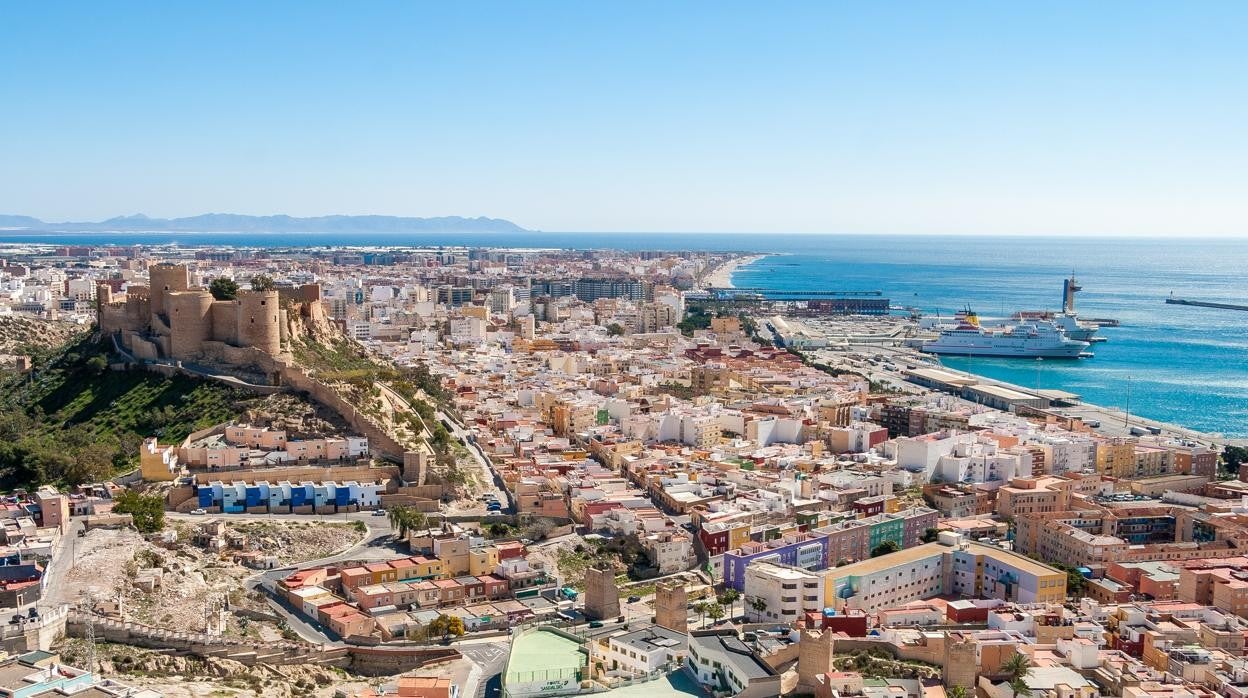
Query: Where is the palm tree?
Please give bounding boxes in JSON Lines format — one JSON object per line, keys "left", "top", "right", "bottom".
{"left": 947, "top": 686, "right": 968, "bottom": 698}
{"left": 706, "top": 602, "right": 725, "bottom": 625}
{"left": 749, "top": 596, "right": 768, "bottom": 621}
{"left": 694, "top": 601, "right": 709, "bottom": 628}
{"left": 386, "top": 505, "right": 427, "bottom": 539}
{"left": 998, "top": 652, "right": 1032, "bottom": 696}
{"left": 718, "top": 589, "right": 740, "bottom": 619}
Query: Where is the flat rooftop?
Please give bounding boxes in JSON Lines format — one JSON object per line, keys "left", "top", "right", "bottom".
{"left": 823, "top": 540, "right": 1061, "bottom": 580}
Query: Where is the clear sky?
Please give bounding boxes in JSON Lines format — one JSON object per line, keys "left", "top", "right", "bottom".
{"left": 2, "top": 2, "right": 1246, "bottom": 235}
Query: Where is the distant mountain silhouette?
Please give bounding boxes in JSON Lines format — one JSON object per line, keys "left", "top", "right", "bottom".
{"left": 0, "top": 215, "right": 46, "bottom": 228}
{"left": 0, "top": 212, "right": 529, "bottom": 233}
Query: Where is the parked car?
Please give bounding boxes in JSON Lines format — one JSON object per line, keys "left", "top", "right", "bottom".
{"left": 190, "top": 508, "right": 208, "bottom": 516}
{"left": 627, "top": 595, "right": 642, "bottom": 603}
{"left": 372, "top": 509, "right": 388, "bottom": 516}
{"left": 588, "top": 621, "right": 604, "bottom": 629}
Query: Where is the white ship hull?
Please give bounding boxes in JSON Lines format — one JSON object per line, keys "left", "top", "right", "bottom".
{"left": 921, "top": 321, "right": 1091, "bottom": 359}
{"left": 921, "top": 342, "right": 1088, "bottom": 358}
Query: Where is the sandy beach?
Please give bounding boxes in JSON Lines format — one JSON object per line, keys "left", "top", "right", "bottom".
{"left": 702, "top": 254, "right": 767, "bottom": 288}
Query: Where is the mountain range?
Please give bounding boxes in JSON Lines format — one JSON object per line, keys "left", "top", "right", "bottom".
{"left": 0, "top": 213, "right": 529, "bottom": 233}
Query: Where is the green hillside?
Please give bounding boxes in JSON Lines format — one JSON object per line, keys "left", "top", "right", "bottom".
{"left": 0, "top": 336, "right": 257, "bottom": 489}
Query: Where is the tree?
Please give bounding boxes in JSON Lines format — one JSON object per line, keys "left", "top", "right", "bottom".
{"left": 85, "top": 355, "right": 108, "bottom": 375}
{"left": 250, "top": 274, "right": 276, "bottom": 292}
{"left": 870, "top": 540, "right": 900, "bottom": 558}
{"left": 998, "top": 652, "right": 1032, "bottom": 697}
{"left": 694, "top": 601, "right": 709, "bottom": 627}
{"left": 208, "top": 277, "right": 239, "bottom": 301}
{"left": 112, "top": 490, "right": 165, "bottom": 533}
{"left": 1222, "top": 446, "right": 1248, "bottom": 475}
{"left": 1050, "top": 562, "right": 1086, "bottom": 596}
{"left": 748, "top": 596, "right": 768, "bottom": 621}
{"left": 606, "top": 323, "right": 625, "bottom": 337}
{"left": 706, "top": 602, "right": 725, "bottom": 624}
{"left": 718, "top": 589, "right": 739, "bottom": 619}
{"left": 427, "top": 614, "right": 465, "bottom": 641}
{"left": 387, "top": 506, "right": 427, "bottom": 539}
{"left": 65, "top": 442, "right": 116, "bottom": 486}
{"left": 947, "top": 687, "right": 968, "bottom": 698}
{"left": 921, "top": 528, "right": 939, "bottom": 543}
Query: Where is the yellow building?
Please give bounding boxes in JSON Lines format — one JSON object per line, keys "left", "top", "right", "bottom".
{"left": 469, "top": 547, "right": 500, "bottom": 576}
{"left": 1095, "top": 440, "right": 1137, "bottom": 479}
{"left": 402, "top": 557, "right": 446, "bottom": 581}
{"left": 728, "top": 522, "right": 752, "bottom": 552}
{"left": 139, "top": 437, "right": 178, "bottom": 482}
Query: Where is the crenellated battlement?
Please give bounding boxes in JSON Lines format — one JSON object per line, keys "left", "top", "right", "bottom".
{"left": 101, "top": 263, "right": 318, "bottom": 371}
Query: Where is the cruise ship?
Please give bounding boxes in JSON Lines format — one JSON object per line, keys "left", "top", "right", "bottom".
{"left": 921, "top": 315, "right": 1091, "bottom": 358}
{"left": 1008, "top": 274, "right": 1107, "bottom": 342}
{"left": 1006, "top": 312, "right": 1102, "bottom": 342}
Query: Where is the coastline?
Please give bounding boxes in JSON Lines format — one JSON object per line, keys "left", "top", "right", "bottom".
{"left": 702, "top": 254, "right": 768, "bottom": 288}
{"left": 858, "top": 344, "right": 1238, "bottom": 446}
{"left": 941, "top": 362, "right": 1239, "bottom": 446}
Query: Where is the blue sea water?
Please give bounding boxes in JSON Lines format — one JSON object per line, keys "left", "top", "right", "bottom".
{"left": 2, "top": 230, "right": 1246, "bottom": 435}
{"left": 730, "top": 237, "right": 1248, "bottom": 437}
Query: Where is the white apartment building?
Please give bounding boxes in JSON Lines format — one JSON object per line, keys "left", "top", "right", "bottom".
{"left": 604, "top": 626, "right": 686, "bottom": 677}
{"left": 894, "top": 431, "right": 978, "bottom": 479}
{"left": 817, "top": 470, "right": 893, "bottom": 498}
{"left": 743, "top": 561, "right": 825, "bottom": 622}
{"left": 643, "top": 531, "right": 695, "bottom": 574}
{"left": 933, "top": 445, "right": 1032, "bottom": 485}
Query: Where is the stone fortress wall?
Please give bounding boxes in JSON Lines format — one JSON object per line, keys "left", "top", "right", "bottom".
{"left": 98, "top": 262, "right": 316, "bottom": 370}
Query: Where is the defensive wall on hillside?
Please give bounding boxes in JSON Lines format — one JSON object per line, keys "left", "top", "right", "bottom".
{"left": 66, "top": 612, "right": 459, "bottom": 675}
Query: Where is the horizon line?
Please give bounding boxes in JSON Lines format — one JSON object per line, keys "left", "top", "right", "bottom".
{"left": 3, "top": 228, "right": 1248, "bottom": 239}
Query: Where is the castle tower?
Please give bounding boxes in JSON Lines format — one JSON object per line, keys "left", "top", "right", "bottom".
{"left": 583, "top": 567, "right": 620, "bottom": 621}
{"left": 235, "top": 289, "right": 281, "bottom": 354}
{"left": 148, "top": 263, "right": 190, "bottom": 321}
{"left": 402, "top": 451, "right": 428, "bottom": 486}
{"left": 797, "top": 628, "right": 836, "bottom": 691}
{"left": 654, "top": 581, "right": 688, "bottom": 632}
{"left": 95, "top": 283, "right": 113, "bottom": 309}
{"left": 167, "top": 290, "right": 214, "bottom": 360}
{"left": 943, "top": 633, "right": 978, "bottom": 690}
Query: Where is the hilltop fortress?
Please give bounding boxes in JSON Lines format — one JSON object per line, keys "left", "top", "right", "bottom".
{"left": 98, "top": 263, "right": 328, "bottom": 372}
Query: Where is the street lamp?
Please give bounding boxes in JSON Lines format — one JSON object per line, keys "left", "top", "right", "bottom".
{"left": 1124, "top": 375, "right": 1132, "bottom": 428}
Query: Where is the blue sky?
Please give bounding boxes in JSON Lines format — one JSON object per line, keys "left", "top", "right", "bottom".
{"left": 2, "top": 2, "right": 1246, "bottom": 234}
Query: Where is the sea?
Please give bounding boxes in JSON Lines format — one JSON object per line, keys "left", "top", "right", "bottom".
{"left": 3, "top": 230, "right": 1246, "bottom": 436}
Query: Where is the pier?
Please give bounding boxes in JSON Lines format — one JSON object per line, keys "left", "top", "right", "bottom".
{"left": 707, "top": 287, "right": 882, "bottom": 297}
{"left": 1165, "top": 296, "right": 1248, "bottom": 312}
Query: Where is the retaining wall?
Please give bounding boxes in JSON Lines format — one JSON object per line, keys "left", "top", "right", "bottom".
{"left": 279, "top": 367, "right": 407, "bottom": 459}
{"left": 66, "top": 612, "right": 458, "bottom": 675}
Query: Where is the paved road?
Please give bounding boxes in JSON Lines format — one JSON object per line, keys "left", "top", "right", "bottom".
{"left": 238, "top": 514, "right": 409, "bottom": 644}
{"left": 438, "top": 410, "right": 514, "bottom": 514}
{"left": 39, "top": 519, "right": 84, "bottom": 610}
{"left": 459, "top": 641, "right": 509, "bottom": 698}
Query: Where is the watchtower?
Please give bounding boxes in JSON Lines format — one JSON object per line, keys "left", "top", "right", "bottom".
{"left": 654, "top": 581, "right": 688, "bottom": 632}
{"left": 583, "top": 567, "right": 620, "bottom": 621}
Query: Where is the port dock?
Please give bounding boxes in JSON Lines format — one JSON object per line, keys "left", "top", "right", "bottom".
{"left": 1165, "top": 296, "right": 1248, "bottom": 312}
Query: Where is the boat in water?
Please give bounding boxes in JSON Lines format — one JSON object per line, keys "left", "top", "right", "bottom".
{"left": 921, "top": 313, "right": 1091, "bottom": 358}
{"left": 1007, "top": 312, "right": 1103, "bottom": 342}
{"left": 1007, "top": 275, "right": 1107, "bottom": 342}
